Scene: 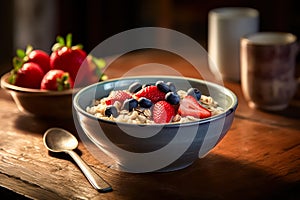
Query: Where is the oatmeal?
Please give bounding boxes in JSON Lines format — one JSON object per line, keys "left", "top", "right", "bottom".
{"left": 86, "top": 81, "right": 224, "bottom": 124}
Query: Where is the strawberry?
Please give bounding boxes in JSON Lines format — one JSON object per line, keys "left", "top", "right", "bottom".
{"left": 50, "top": 34, "right": 88, "bottom": 85}
{"left": 105, "top": 90, "right": 132, "bottom": 105}
{"left": 13, "top": 62, "right": 45, "bottom": 89}
{"left": 40, "top": 69, "right": 73, "bottom": 91}
{"left": 27, "top": 49, "right": 51, "bottom": 73}
{"left": 134, "top": 85, "right": 165, "bottom": 103}
{"left": 178, "top": 96, "right": 211, "bottom": 119}
{"left": 152, "top": 101, "right": 176, "bottom": 124}
{"left": 11, "top": 45, "right": 50, "bottom": 74}
{"left": 79, "top": 55, "right": 107, "bottom": 86}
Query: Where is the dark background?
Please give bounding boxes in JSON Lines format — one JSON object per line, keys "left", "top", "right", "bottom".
{"left": 1, "top": 0, "right": 299, "bottom": 75}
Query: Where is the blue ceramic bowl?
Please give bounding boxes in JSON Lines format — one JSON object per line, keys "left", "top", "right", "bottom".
{"left": 73, "top": 76, "right": 238, "bottom": 173}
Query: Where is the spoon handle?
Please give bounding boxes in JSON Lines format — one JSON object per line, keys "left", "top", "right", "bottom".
{"left": 67, "top": 150, "right": 112, "bottom": 192}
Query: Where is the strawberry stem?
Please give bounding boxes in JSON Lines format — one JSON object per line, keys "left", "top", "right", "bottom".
{"left": 52, "top": 33, "right": 82, "bottom": 51}
{"left": 56, "top": 73, "right": 72, "bottom": 91}
{"left": 9, "top": 45, "right": 36, "bottom": 84}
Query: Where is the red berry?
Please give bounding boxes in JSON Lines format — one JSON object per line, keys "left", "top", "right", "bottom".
{"left": 14, "top": 62, "right": 44, "bottom": 89}
{"left": 50, "top": 34, "right": 90, "bottom": 86}
{"left": 50, "top": 46, "right": 87, "bottom": 80}
{"left": 40, "top": 69, "right": 73, "bottom": 91}
{"left": 76, "top": 55, "right": 106, "bottom": 86}
{"left": 28, "top": 50, "right": 50, "bottom": 73}
{"left": 105, "top": 90, "right": 132, "bottom": 105}
{"left": 134, "top": 85, "right": 165, "bottom": 103}
{"left": 178, "top": 96, "right": 211, "bottom": 119}
{"left": 152, "top": 101, "right": 176, "bottom": 124}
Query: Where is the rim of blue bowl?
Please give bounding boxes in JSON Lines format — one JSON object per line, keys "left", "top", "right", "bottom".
{"left": 73, "top": 75, "right": 238, "bottom": 127}
{"left": 1, "top": 72, "right": 79, "bottom": 95}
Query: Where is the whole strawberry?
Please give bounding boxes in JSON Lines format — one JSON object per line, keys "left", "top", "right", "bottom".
{"left": 27, "top": 48, "right": 51, "bottom": 73}
{"left": 74, "top": 54, "right": 107, "bottom": 87}
{"left": 10, "top": 45, "right": 50, "bottom": 74}
{"left": 50, "top": 34, "right": 88, "bottom": 85}
{"left": 41, "top": 69, "right": 73, "bottom": 91}
{"left": 152, "top": 100, "right": 176, "bottom": 124}
{"left": 13, "top": 62, "right": 45, "bottom": 89}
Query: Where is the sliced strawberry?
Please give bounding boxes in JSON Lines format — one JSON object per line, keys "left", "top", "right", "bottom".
{"left": 178, "top": 96, "right": 211, "bottom": 119}
{"left": 105, "top": 90, "right": 132, "bottom": 105}
{"left": 40, "top": 69, "right": 73, "bottom": 91}
{"left": 134, "top": 85, "right": 165, "bottom": 103}
{"left": 152, "top": 101, "right": 176, "bottom": 124}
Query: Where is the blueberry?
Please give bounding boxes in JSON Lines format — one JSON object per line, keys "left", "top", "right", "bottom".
{"left": 128, "top": 82, "right": 142, "bottom": 93}
{"left": 166, "top": 82, "right": 176, "bottom": 92}
{"left": 138, "top": 97, "right": 153, "bottom": 108}
{"left": 165, "top": 92, "right": 180, "bottom": 105}
{"left": 105, "top": 105, "right": 119, "bottom": 117}
{"left": 156, "top": 81, "right": 170, "bottom": 93}
{"left": 122, "top": 98, "right": 138, "bottom": 111}
{"left": 187, "top": 88, "right": 202, "bottom": 100}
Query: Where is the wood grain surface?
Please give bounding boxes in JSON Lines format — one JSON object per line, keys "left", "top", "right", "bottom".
{"left": 1, "top": 50, "right": 299, "bottom": 200}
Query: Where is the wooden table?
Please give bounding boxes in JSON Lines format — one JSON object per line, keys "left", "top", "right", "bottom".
{"left": 1, "top": 50, "right": 300, "bottom": 200}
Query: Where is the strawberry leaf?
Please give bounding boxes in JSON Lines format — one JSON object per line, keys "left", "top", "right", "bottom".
{"left": 12, "top": 57, "right": 23, "bottom": 70}
{"left": 66, "top": 33, "right": 72, "bottom": 47}
{"left": 88, "top": 55, "right": 107, "bottom": 81}
{"left": 25, "top": 45, "right": 33, "bottom": 55}
{"left": 16, "top": 49, "right": 26, "bottom": 59}
{"left": 51, "top": 35, "right": 66, "bottom": 51}
{"left": 56, "top": 35, "right": 65, "bottom": 46}
{"left": 52, "top": 33, "right": 83, "bottom": 51}
{"left": 100, "top": 74, "right": 108, "bottom": 81}
{"left": 8, "top": 70, "right": 17, "bottom": 84}
{"left": 71, "top": 44, "right": 83, "bottom": 50}
{"left": 92, "top": 56, "right": 106, "bottom": 69}
{"left": 51, "top": 43, "right": 62, "bottom": 52}
{"left": 10, "top": 57, "right": 24, "bottom": 84}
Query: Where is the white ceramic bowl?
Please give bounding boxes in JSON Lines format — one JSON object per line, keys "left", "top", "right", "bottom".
{"left": 73, "top": 76, "right": 238, "bottom": 173}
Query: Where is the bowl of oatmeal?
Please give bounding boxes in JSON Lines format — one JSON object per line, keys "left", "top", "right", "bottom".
{"left": 73, "top": 76, "right": 238, "bottom": 173}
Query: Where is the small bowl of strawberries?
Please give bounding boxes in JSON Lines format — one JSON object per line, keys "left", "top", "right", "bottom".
{"left": 1, "top": 34, "right": 106, "bottom": 119}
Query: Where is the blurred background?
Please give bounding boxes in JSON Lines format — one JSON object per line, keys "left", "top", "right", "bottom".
{"left": 1, "top": 0, "right": 299, "bottom": 75}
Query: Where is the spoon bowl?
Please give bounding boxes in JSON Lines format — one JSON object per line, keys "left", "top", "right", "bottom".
{"left": 43, "top": 127, "right": 112, "bottom": 192}
{"left": 43, "top": 128, "right": 78, "bottom": 152}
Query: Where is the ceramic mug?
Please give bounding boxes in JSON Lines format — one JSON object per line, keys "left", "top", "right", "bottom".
{"left": 240, "top": 32, "right": 299, "bottom": 111}
{"left": 208, "top": 7, "right": 259, "bottom": 82}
